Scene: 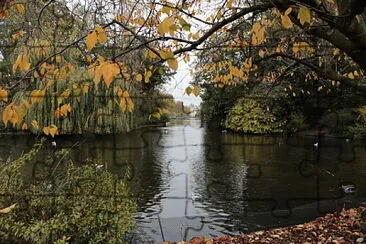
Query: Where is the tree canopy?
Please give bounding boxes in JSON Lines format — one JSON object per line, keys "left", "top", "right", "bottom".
{"left": 0, "top": 0, "right": 366, "bottom": 134}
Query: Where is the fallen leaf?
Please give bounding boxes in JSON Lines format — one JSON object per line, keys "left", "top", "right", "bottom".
{"left": 0, "top": 204, "right": 17, "bottom": 214}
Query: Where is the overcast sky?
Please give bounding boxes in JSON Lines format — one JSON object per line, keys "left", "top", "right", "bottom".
{"left": 163, "top": 57, "right": 202, "bottom": 107}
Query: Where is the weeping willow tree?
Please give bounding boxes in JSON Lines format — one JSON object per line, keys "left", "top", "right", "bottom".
{"left": 0, "top": 0, "right": 171, "bottom": 134}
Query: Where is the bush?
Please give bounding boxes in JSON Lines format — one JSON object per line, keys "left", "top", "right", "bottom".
{"left": 0, "top": 139, "right": 137, "bottom": 244}
{"left": 225, "top": 98, "right": 286, "bottom": 134}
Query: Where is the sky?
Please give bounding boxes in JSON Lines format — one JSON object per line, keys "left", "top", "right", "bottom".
{"left": 163, "top": 59, "right": 202, "bottom": 106}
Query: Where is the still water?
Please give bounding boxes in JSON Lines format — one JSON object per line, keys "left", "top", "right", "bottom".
{"left": 1, "top": 118, "right": 366, "bottom": 243}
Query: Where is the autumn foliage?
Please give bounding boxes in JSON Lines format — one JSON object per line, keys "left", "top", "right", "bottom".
{"left": 0, "top": 0, "right": 366, "bottom": 135}
{"left": 165, "top": 207, "right": 366, "bottom": 244}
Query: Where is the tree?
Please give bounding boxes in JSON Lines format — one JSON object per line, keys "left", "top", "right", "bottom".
{"left": 0, "top": 0, "right": 366, "bottom": 134}
{"left": 0, "top": 0, "right": 172, "bottom": 134}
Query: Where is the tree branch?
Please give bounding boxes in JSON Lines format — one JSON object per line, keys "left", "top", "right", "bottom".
{"left": 256, "top": 52, "right": 366, "bottom": 93}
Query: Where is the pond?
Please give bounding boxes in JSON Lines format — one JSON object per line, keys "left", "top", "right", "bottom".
{"left": 1, "top": 118, "right": 365, "bottom": 243}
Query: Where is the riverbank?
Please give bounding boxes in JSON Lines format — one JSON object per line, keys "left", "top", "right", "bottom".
{"left": 166, "top": 207, "right": 365, "bottom": 244}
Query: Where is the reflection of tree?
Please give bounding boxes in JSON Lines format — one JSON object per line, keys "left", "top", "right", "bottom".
{"left": 200, "top": 130, "right": 366, "bottom": 233}
{"left": 201, "top": 131, "right": 337, "bottom": 231}
{"left": 81, "top": 130, "right": 165, "bottom": 210}
{"left": 200, "top": 129, "right": 250, "bottom": 231}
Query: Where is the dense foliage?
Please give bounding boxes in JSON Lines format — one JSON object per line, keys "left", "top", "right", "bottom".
{"left": 191, "top": 2, "right": 366, "bottom": 136}
{"left": 0, "top": 0, "right": 173, "bottom": 134}
{"left": 0, "top": 139, "right": 137, "bottom": 243}
{"left": 225, "top": 98, "right": 285, "bottom": 134}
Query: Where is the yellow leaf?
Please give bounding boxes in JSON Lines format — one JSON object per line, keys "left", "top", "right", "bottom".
{"left": 348, "top": 72, "right": 355, "bottom": 79}
{"left": 55, "top": 108, "right": 61, "bottom": 118}
{"left": 122, "top": 91, "right": 129, "bottom": 98}
{"left": 356, "top": 15, "right": 362, "bottom": 23}
{"left": 148, "top": 50, "right": 158, "bottom": 59}
{"left": 115, "top": 15, "right": 125, "bottom": 22}
{"left": 192, "top": 32, "right": 200, "bottom": 40}
{"left": 82, "top": 84, "right": 89, "bottom": 93}
{"left": 62, "top": 88, "right": 71, "bottom": 99}
{"left": 135, "top": 74, "right": 142, "bottom": 82}
{"left": 49, "top": 125, "right": 58, "bottom": 137}
{"left": 0, "top": 88, "right": 8, "bottom": 102}
{"left": 114, "top": 87, "right": 122, "bottom": 98}
{"left": 30, "top": 90, "right": 45, "bottom": 104}
{"left": 60, "top": 104, "right": 71, "bottom": 117}
{"left": 86, "top": 31, "right": 97, "bottom": 51}
{"left": 145, "top": 70, "right": 152, "bottom": 83}
{"left": 45, "top": 81, "right": 54, "bottom": 89}
{"left": 127, "top": 97, "right": 134, "bottom": 112}
{"left": 43, "top": 126, "right": 50, "bottom": 135}
{"left": 333, "top": 48, "right": 340, "bottom": 56}
{"left": 298, "top": 7, "right": 311, "bottom": 25}
{"left": 95, "top": 26, "right": 108, "bottom": 43}
{"left": 168, "top": 24, "right": 178, "bottom": 36}
{"left": 15, "top": 4, "right": 25, "bottom": 14}
{"left": 192, "top": 86, "right": 200, "bottom": 97}
{"left": 285, "top": 7, "right": 292, "bottom": 15}
{"left": 292, "top": 42, "right": 310, "bottom": 56}
{"left": 258, "top": 49, "right": 266, "bottom": 58}
{"left": 281, "top": 14, "right": 293, "bottom": 29}
{"left": 251, "top": 23, "right": 265, "bottom": 46}
{"left": 244, "top": 57, "right": 253, "bottom": 70}
{"left": 22, "top": 123, "right": 28, "bottom": 130}
{"left": 102, "top": 62, "right": 120, "bottom": 87}
{"left": 183, "top": 53, "right": 190, "bottom": 63}
{"left": 160, "top": 50, "right": 174, "bottom": 60}
{"left": 227, "top": 0, "right": 235, "bottom": 8}
{"left": 135, "top": 17, "right": 145, "bottom": 26}
{"left": 2, "top": 104, "right": 13, "bottom": 127}
{"left": 161, "top": 6, "right": 171, "bottom": 14}
{"left": 94, "top": 63, "right": 103, "bottom": 87}
{"left": 0, "top": 204, "right": 17, "bottom": 214}
{"left": 31, "top": 120, "right": 39, "bottom": 130}
{"left": 12, "top": 29, "right": 24, "bottom": 40}
{"left": 33, "top": 71, "right": 39, "bottom": 78}
{"left": 55, "top": 55, "right": 61, "bottom": 63}
{"left": 13, "top": 54, "right": 31, "bottom": 73}
{"left": 120, "top": 99, "right": 127, "bottom": 112}
{"left": 158, "top": 16, "right": 174, "bottom": 35}
{"left": 66, "top": 63, "right": 75, "bottom": 73}
{"left": 167, "top": 58, "right": 178, "bottom": 71}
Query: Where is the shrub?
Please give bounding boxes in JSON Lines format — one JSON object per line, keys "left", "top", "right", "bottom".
{"left": 0, "top": 139, "right": 137, "bottom": 244}
{"left": 225, "top": 98, "right": 286, "bottom": 134}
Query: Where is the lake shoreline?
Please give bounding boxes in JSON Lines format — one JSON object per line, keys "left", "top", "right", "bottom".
{"left": 167, "top": 206, "right": 366, "bottom": 244}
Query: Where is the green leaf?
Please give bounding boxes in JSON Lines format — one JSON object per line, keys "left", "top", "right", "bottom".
{"left": 185, "top": 86, "right": 193, "bottom": 95}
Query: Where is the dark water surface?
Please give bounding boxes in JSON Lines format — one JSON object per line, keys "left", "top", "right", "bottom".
{"left": 1, "top": 119, "right": 366, "bottom": 243}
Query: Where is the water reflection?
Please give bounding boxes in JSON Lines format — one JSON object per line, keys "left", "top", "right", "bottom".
{"left": 0, "top": 119, "right": 366, "bottom": 243}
